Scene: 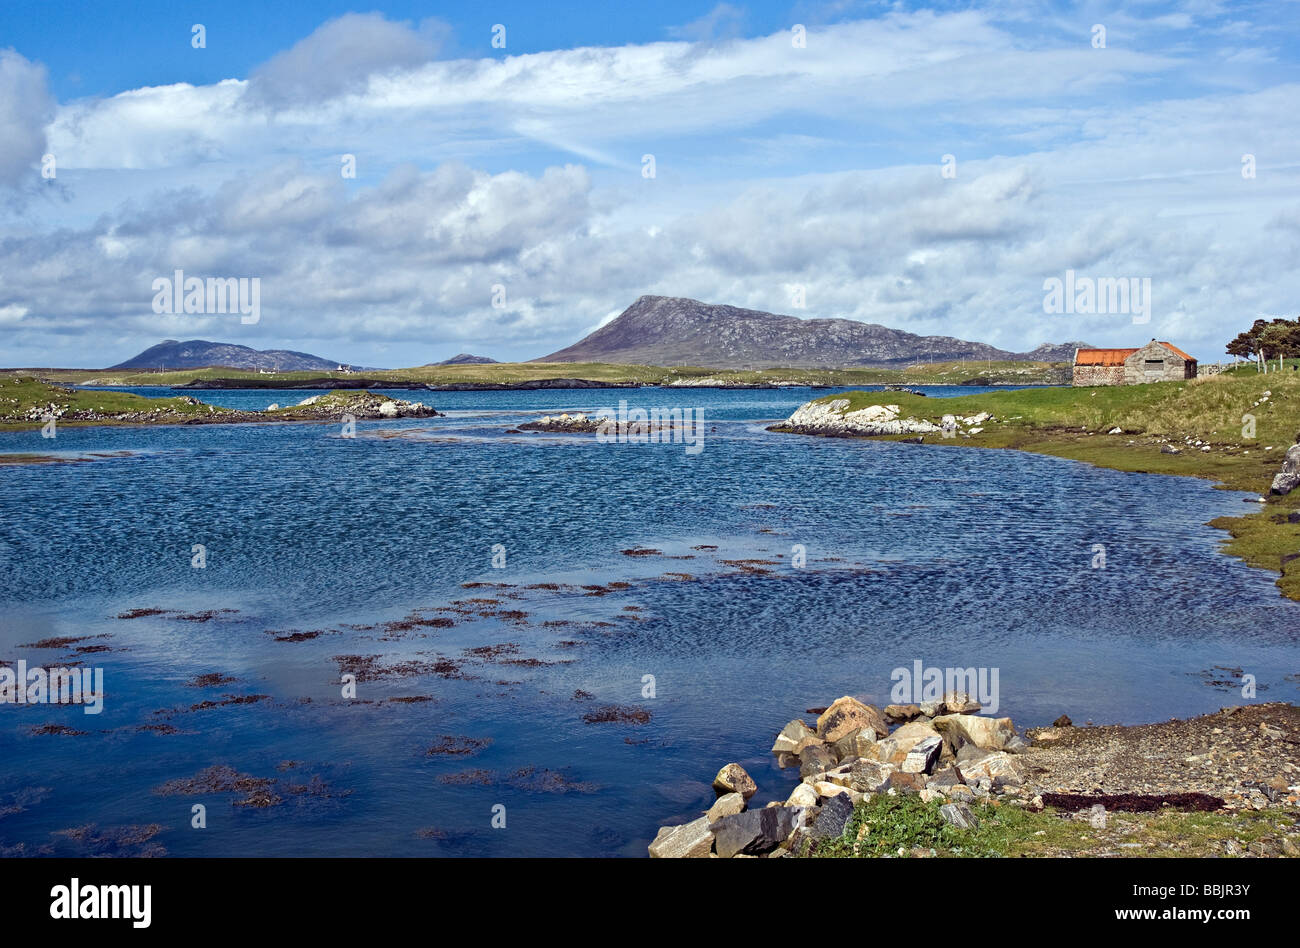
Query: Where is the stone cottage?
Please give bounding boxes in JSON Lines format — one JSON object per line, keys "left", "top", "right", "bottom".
{"left": 1072, "top": 340, "right": 1198, "bottom": 387}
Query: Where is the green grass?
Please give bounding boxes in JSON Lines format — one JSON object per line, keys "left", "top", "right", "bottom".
{"left": 805, "top": 796, "right": 1296, "bottom": 858}
{"left": 1221, "top": 358, "right": 1300, "bottom": 377}
{"left": 0, "top": 375, "right": 228, "bottom": 430}
{"left": 2, "top": 359, "right": 1071, "bottom": 389}
{"left": 808, "top": 794, "right": 1002, "bottom": 857}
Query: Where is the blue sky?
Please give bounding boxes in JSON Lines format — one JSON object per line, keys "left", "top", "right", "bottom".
{"left": 1, "top": 1, "right": 1298, "bottom": 366}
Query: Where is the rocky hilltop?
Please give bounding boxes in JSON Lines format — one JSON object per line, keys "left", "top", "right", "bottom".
{"left": 110, "top": 340, "right": 361, "bottom": 372}
{"left": 432, "top": 353, "right": 498, "bottom": 365}
{"left": 540, "top": 296, "right": 1086, "bottom": 369}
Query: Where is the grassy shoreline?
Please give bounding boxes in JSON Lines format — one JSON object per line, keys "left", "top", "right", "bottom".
{"left": 2, "top": 358, "right": 1070, "bottom": 389}
{"left": 0, "top": 377, "right": 434, "bottom": 432}
{"left": 774, "top": 371, "right": 1300, "bottom": 601}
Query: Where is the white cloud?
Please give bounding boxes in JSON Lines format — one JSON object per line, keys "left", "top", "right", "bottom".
{"left": 0, "top": 49, "right": 55, "bottom": 187}
{"left": 2, "top": 6, "right": 1298, "bottom": 367}
{"left": 246, "top": 13, "right": 449, "bottom": 109}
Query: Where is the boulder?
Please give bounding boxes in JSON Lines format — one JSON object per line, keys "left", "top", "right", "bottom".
{"left": 771, "top": 718, "right": 819, "bottom": 755}
{"left": 799, "top": 743, "right": 838, "bottom": 778}
{"left": 710, "top": 806, "right": 812, "bottom": 858}
{"left": 1270, "top": 444, "right": 1300, "bottom": 495}
{"left": 813, "top": 781, "right": 853, "bottom": 800}
{"left": 941, "top": 691, "right": 982, "bottom": 714}
{"left": 831, "top": 726, "right": 879, "bottom": 762}
{"left": 901, "top": 736, "right": 943, "bottom": 774}
{"left": 648, "top": 816, "right": 714, "bottom": 858}
{"left": 946, "top": 785, "right": 976, "bottom": 804}
{"left": 888, "top": 771, "right": 927, "bottom": 793}
{"left": 705, "top": 792, "right": 745, "bottom": 822}
{"left": 885, "top": 703, "right": 922, "bottom": 723}
{"left": 848, "top": 759, "right": 894, "bottom": 793}
{"left": 1003, "top": 734, "right": 1031, "bottom": 754}
{"left": 871, "top": 720, "right": 942, "bottom": 765}
{"left": 816, "top": 696, "right": 890, "bottom": 743}
{"left": 932, "top": 714, "right": 1015, "bottom": 752}
{"left": 805, "top": 791, "right": 856, "bottom": 843}
{"left": 926, "top": 766, "right": 965, "bottom": 791}
{"left": 939, "top": 802, "right": 979, "bottom": 830}
{"left": 712, "top": 763, "right": 757, "bottom": 799}
{"left": 787, "top": 783, "right": 819, "bottom": 807}
{"left": 956, "top": 751, "right": 1024, "bottom": 789}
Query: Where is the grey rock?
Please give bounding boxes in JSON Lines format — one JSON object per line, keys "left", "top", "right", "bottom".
{"left": 848, "top": 758, "right": 894, "bottom": 793}
{"left": 832, "top": 726, "right": 879, "bottom": 762}
{"left": 648, "top": 816, "right": 714, "bottom": 858}
{"left": 939, "top": 802, "right": 979, "bottom": 830}
{"left": 1270, "top": 444, "right": 1300, "bottom": 495}
{"left": 806, "top": 791, "right": 856, "bottom": 843}
{"left": 705, "top": 792, "right": 745, "bottom": 822}
{"left": 710, "top": 806, "right": 812, "bottom": 858}
{"left": 1003, "top": 734, "right": 1031, "bottom": 754}
{"left": 712, "top": 763, "right": 757, "bottom": 799}
{"left": 771, "top": 718, "right": 818, "bottom": 755}
{"left": 884, "top": 703, "right": 922, "bottom": 723}
{"left": 799, "top": 743, "right": 837, "bottom": 778}
{"left": 926, "top": 766, "right": 965, "bottom": 790}
{"left": 901, "top": 735, "right": 943, "bottom": 774}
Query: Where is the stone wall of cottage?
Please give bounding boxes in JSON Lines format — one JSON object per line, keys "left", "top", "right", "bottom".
{"left": 1122, "top": 340, "right": 1195, "bottom": 384}
{"left": 1072, "top": 364, "right": 1127, "bottom": 387}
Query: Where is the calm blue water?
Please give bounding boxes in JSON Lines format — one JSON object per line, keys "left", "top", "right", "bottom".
{"left": 1, "top": 386, "right": 1297, "bottom": 856}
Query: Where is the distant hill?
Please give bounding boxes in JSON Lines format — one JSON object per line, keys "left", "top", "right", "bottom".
{"left": 433, "top": 353, "right": 498, "bottom": 366}
{"left": 539, "top": 296, "right": 1088, "bottom": 369}
{"left": 110, "top": 340, "right": 363, "bottom": 372}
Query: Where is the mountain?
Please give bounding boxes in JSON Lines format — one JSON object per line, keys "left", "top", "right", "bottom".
{"left": 433, "top": 353, "right": 498, "bottom": 365}
{"left": 539, "top": 296, "right": 1088, "bottom": 369}
{"left": 110, "top": 340, "right": 362, "bottom": 372}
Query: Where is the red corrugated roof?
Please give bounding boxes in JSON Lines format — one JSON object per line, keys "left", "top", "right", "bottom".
{"left": 1074, "top": 348, "right": 1138, "bottom": 366}
{"left": 1157, "top": 341, "right": 1195, "bottom": 362}
{"left": 1074, "top": 342, "right": 1196, "bottom": 365}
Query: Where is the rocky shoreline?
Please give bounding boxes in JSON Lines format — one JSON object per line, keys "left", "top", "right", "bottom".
{"left": 263, "top": 391, "right": 440, "bottom": 421}
{"left": 771, "top": 397, "right": 993, "bottom": 438}
{"left": 649, "top": 695, "right": 1300, "bottom": 858}
{"left": 1, "top": 380, "right": 439, "bottom": 429}
{"left": 175, "top": 377, "right": 440, "bottom": 391}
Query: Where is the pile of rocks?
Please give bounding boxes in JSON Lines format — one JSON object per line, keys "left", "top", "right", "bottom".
{"left": 940, "top": 411, "right": 995, "bottom": 436}
{"left": 518, "top": 412, "right": 604, "bottom": 432}
{"left": 777, "top": 399, "right": 942, "bottom": 437}
{"left": 273, "top": 392, "right": 440, "bottom": 420}
{"left": 649, "top": 693, "right": 1030, "bottom": 858}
